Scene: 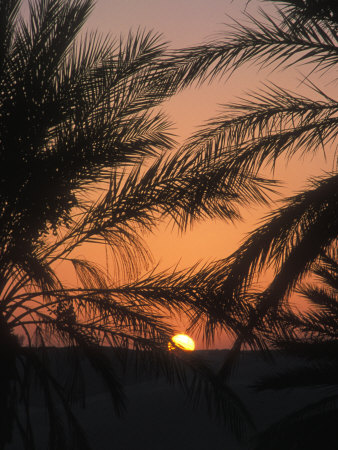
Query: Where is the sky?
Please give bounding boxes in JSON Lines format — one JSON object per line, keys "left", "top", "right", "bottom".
{"left": 51, "top": 0, "right": 336, "bottom": 348}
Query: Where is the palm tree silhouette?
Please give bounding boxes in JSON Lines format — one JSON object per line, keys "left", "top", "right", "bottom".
{"left": 165, "top": 1, "right": 338, "bottom": 446}
{"left": 170, "top": 0, "right": 338, "bottom": 363}
{"left": 251, "top": 248, "right": 338, "bottom": 449}
{"left": 0, "top": 0, "right": 275, "bottom": 447}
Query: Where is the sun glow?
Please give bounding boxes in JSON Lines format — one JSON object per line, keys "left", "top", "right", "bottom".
{"left": 168, "top": 334, "right": 195, "bottom": 351}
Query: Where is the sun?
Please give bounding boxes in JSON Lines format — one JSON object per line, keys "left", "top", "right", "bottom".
{"left": 168, "top": 334, "right": 195, "bottom": 351}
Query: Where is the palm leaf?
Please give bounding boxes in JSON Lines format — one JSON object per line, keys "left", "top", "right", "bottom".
{"left": 171, "top": 6, "right": 338, "bottom": 87}
{"left": 268, "top": 0, "right": 338, "bottom": 29}
{"left": 218, "top": 173, "right": 338, "bottom": 310}
{"left": 251, "top": 245, "right": 338, "bottom": 448}
{"left": 181, "top": 83, "right": 338, "bottom": 175}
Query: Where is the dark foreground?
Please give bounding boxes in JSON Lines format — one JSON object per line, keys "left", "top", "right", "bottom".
{"left": 8, "top": 349, "right": 321, "bottom": 450}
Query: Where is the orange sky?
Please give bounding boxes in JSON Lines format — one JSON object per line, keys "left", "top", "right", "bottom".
{"left": 54, "top": 1, "right": 336, "bottom": 348}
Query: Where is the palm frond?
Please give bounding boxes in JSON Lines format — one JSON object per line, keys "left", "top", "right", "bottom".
{"left": 262, "top": 248, "right": 338, "bottom": 342}
{"left": 270, "top": 0, "right": 338, "bottom": 29}
{"left": 33, "top": 147, "right": 276, "bottom": 289}
{"left": 0, "top": 0, "right": 21, "bottom": 74}
{"left": 21, "top": 348, "right": 93, "bottom": 450}
{"left": 218, "top": 172, "right": 338, "bottom": 311}
{"left": 1, "top": 23, "right": 176, "bottom": 261}
{"left": 9, "top": 299, "right": 255, "bottom": 442}
{"left": 251, "top": 244, "right": 338, "bottom": 448}
{"left": 181, "top": 83, "right": 338, "bottom": 174}
{"left": 2, "top": 254, "right": 253, "bottom": 441}
{"left": 170, "top": 7, "right": 338, "bottom": 87}
{"left": 312, "top": 248, "right": 338, "bottom": 290}
{"left": 0, "top": 0, "right": 263, "bottom": 447}
{"left": 299, "top": 284, "right": 338, "bottom": 310}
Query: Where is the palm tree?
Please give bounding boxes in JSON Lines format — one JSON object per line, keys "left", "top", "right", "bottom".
{"left": 169, "top": 0, "right": 338, "bottom": 361}
{"left": 251, "top": 247, "right": 338, "bottom": 449}
{"left": 0, "top": 0, "right": 275, "bottom": 448}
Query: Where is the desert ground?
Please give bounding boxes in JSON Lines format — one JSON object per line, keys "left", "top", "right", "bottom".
{"left": 8, "top": 349, "right": 321, "bottom": 450}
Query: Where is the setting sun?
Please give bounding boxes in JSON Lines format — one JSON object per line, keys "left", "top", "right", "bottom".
{"left": 168, "top": 334, "right": 195, "bottom": 351}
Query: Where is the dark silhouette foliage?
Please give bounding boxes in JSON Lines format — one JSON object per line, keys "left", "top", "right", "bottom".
{"left": 0, "top": 0, "right": 276, "bottom": 447}
{"left": 171, "top": 0, "right": 338, "bottom": 359}
{"left": 168, "top": 0, "right": 338, "bottom": 444}
{"left": 252, "top": 248, "right": 338, "bottom": 449}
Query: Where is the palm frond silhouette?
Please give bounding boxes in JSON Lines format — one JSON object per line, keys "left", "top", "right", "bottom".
{"left": 0, "top": 0, "right": 274, "bottom": 447}
{"left": 172, "top": 0, "right": 338, "bottom": 85}
{"left": 169, "top": 0, "right": 338, "bottom": 358}
{"left": 251, "top": 247, "right": 338, "bottom": 449}
{"left": 170, "top": 0, "right": 338, "bottom": 445}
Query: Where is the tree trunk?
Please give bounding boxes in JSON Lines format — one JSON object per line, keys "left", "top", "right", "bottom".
{"left": 0, "top": 313, "right": 19, "bottom": 450}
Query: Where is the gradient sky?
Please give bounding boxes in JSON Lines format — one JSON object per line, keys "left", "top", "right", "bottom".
{"left": 56, "top": 1, "right": 336, "bottom": 348}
